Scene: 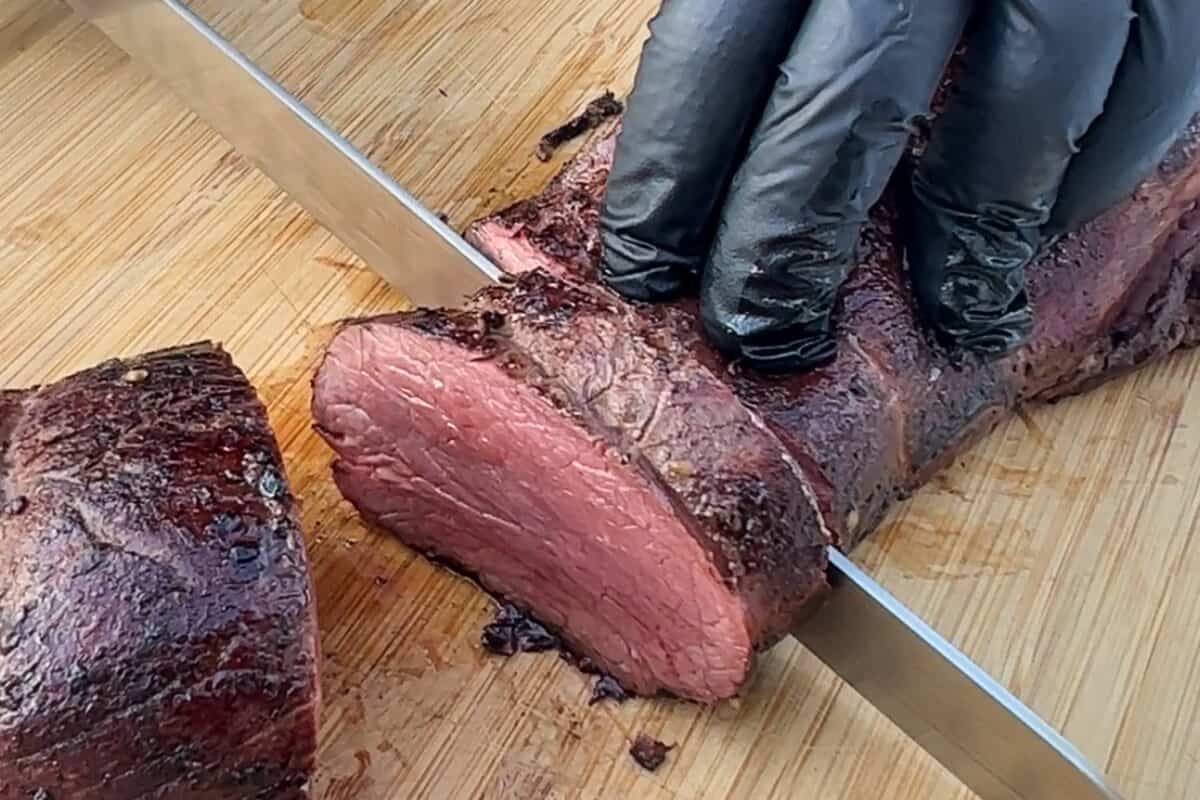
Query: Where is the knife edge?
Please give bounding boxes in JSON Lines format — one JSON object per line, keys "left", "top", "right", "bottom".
{"left": 793, "top": 548, "right": 1124, "bottom": 800}
{"left": 69, "top": 0, "right": 502, "bottom": 308}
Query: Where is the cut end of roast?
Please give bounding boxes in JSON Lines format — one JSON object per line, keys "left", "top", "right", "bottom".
{"left": 469, "top": 219, "right": 565, "bottom": 278}
{"left": 0, "top": 342, "right": 319, "bottom": 800}
{"left": 312, "top": 317, "right": 760, "bottom": 700}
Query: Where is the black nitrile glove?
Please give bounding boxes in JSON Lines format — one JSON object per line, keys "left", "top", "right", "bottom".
{"left": 598, "top": 0, "right": 1200, "bottom": 373}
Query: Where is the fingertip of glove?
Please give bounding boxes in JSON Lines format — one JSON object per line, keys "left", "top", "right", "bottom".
{"left": 597, "top": 227, "right": 697, "bottom": 301}
{"left": 598, "top": 262, "right": 692, "bottom": 302}
{"left": 926, "top": 302, "right": 1034, "bottom": 363}
{"left": 699, "top": 313, "right": 839, "bottom": 375}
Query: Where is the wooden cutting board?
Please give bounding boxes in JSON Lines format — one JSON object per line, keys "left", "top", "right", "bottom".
{"left": 4, "top": 2, "right": 1200, "bottom": 798}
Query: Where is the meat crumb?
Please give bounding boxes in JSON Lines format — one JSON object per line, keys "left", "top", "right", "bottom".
{"left": 481, "top": 603, "right": 560, "bottom": 656}
{"left": 588, "top": 674, "right": 629, "bottom": 705}
{"left": 629, "top": 734, "right": 674, "bottom": 771}
{"left": 560, "top": 651, "right": 603, "bottom": 675}
{"left": 536, "top": 91, "right": 624, "bottom": 162}
{"left": 3, "top": 496, "right": 27, "bottom": 515}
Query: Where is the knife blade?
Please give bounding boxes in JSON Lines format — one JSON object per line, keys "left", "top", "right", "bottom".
{"left": 65, "top": 0, "right": 501, "bottom": 309}
{"left": 66, "top": 3, "right": 1127, "bottom": 798}
{"left": 798, "top": 549, "right": 1124, "bottom": 800}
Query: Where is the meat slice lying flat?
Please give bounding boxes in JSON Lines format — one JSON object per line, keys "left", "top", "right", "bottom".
{"left": 313, "top": 112, "right": 1200, "bottom": 702}
{"left": 0, "top": 343, "right": 320, "bottom": 799}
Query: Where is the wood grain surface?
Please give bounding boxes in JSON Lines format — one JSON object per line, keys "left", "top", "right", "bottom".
{"left": 3, "top": 2, "right": 1199, "bottom": 798}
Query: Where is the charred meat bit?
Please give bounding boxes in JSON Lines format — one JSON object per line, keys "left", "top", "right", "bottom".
{"left": 481, "top": 603, "right": 560, "bottom": 656}
{"left": 588, "top": 674, "right": 629, "bottom": 705}
{"left": 258, "top": 468, "right": 285, "bottom": 499}
{"left": 535, "top": 91, "right": 624, "bottom": 162}
{"left": 629, "top": 734, "right": 674, "bottom": 771}
{"left": 560, "top": 651, "right": 602, "bottom": 675}
{"left": 481, "top": 310, "right": 507, "bottom": 331}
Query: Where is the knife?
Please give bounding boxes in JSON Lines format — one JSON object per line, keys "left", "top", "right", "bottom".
{"left": 65, "top": 2, "right": 1126, "bottom": 798}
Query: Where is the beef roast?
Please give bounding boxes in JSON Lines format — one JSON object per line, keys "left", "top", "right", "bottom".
{"left": 0, "top": 343, "right": 320, "bottom": 799}
{"left": 313, "top": 110, "right": 1200, "bottom": 702}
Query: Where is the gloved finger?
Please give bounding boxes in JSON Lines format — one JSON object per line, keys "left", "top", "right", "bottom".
{"left": 1047, "top": 0, "right": 1200, "bottom": 236}
{"left": 697, "top": 0, "right": 970, "bottom": 372}
{"left": 598, "top": 0, "right": 810, "bottom": 301}
{"left": 906, "top": 0, "right": 1133, "bottom": 357}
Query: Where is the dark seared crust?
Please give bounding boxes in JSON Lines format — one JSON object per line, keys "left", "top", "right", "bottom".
{"left": 1020, "top": 124, "right": 1200, "bottom": 401}
{"left": 0, "top": 343, "right": 319, "bottom": 800}
{"left": 536, "top": 91, "right": 624, "bottom": 162}
{"left": 728, "top": 202, "right": 1018, "bottom": 545}
{"left": 466, "top": 113, "right": 1200, "bottom": 549}
{"left": 0, "top": 392, "right": 25, "bottom": 493}
{"left": 469, "top": 272, "right": 831, "bottom": 646}
{"left": 1160, "top": 114, "right": 1200, "bottom": 184}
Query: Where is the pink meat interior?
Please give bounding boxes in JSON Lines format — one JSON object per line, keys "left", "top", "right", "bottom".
{"left": 471, "top": 221, "right": 569, "bottom": 278}
{"left": 314, "top": 322, "right": 754, "bottom": 700}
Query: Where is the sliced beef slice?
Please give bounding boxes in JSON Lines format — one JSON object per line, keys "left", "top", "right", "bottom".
{"left": 314, "top": 110, "right": 1200, "bottom": 702}
{"left": 313, "top": 300, "right": 827, "bottom": 700}
{"left": 0, "top": 343, "right": 320, "bottom": 799}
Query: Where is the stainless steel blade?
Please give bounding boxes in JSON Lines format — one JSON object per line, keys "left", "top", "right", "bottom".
{"left": 65, "top": 0, "right": 502, "bottom": 309}
{"left": 794, "top": 548, "right": 1125, "bottom": 800}
{"left": 66, "top": 5, "right": 1129, "bottom": 798}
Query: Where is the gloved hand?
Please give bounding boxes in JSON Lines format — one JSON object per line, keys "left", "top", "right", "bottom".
{"left": 597, "top": 0, "right": 1200, "bottom": 373}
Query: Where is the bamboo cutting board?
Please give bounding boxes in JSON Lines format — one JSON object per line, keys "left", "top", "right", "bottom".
{"left": 3, "top": 2, "right": 1200, "bottom": 798}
